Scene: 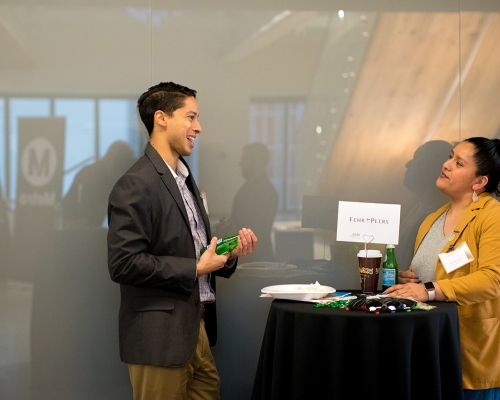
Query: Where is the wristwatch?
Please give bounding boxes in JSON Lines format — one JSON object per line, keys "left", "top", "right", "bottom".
{"left": 424, "top": 282, "right": 435, "bottom": 301}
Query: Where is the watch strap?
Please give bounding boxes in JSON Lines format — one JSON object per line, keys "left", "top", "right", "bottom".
{"left": 424, "top": 282, "right": 435, "bottom": 301}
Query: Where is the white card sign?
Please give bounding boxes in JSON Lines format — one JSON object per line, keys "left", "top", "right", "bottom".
{"left": 336, "top": 201, "right": 401, "bottom": 245}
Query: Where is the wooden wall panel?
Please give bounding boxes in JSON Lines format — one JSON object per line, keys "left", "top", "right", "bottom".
{"left": 459, "top": 13, "right": 500, "bottom": 139}
{"left": 318, "top": 12, "right": 500, "bottom": 200}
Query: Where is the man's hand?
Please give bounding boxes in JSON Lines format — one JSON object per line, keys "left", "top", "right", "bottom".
{"left": 229, "top": 228, "right": 258, "bottom": 259}
{"left": 196, "top": 237, "right": 229, "bottom": 276}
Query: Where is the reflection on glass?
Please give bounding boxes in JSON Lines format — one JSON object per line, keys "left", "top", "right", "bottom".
{"left": 8, "top": 99, "right": 51, "bottom": 202}
{"left": 398, "top": 140, "right": 453, "bottom": 268}
{"left": 249, "top": 99, "right": 304, "bottom": 218}
{"left": 0, "top": 99, "right": 5, "bottom": 195}
{"left": 62, "top": 140, "right": 136, "bottom": 228}
{"left": 54, "top": 99, "right": 96, "bottom": 195}
{"left": 229, "top": 142, "right": 278, "bottom": 263}
{"left": 98, "top": 99, "right": 140, "bottom": 158}
{"left": 0, "top": 2, "right": 499, "bottom": 399}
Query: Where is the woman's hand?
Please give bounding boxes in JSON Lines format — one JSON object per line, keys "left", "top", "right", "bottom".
{"left": 384, "top": 283, "right": 428, "bottom": 302}
{"left": 398, "top": 269, "right": 421, "bottom": 284}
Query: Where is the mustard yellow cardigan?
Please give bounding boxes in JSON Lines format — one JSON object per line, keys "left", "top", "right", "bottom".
{"left": 414, "top": 192, "right": 500, "bottom": 389}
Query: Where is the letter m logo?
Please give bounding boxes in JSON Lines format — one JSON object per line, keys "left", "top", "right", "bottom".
{"left": 21, "top": 137, "right": 58, "bottom": 187}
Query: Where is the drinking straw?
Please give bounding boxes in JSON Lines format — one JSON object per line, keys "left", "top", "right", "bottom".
{"left": 363, "top": 234, "right": 374, "bottom": 257}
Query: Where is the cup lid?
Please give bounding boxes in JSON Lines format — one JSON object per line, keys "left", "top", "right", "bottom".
{"left": 357, "top": 249, "right": 382, "bottom": 258}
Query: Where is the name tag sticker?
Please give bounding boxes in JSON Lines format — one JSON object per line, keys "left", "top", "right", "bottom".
{"left": 438, "top": 242, "right": 474, "bottom": 274}
{"left": 201, "top": 192, "right": 209, "bottom": 215}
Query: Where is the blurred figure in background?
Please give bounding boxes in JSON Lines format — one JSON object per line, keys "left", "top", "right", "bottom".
{"left": 398, "top": 140, "right": 453, "bottom": 267}
{"left": 28, "top": 143, "right": 135, "bottom": 397}
{"left": 62, "top": 140, "right": 136, "bottom": 228}
{"left": 230, "top": 142, "right": 278, "bottom": 262}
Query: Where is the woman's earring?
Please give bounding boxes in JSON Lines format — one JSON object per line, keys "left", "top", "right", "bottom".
{"left": 472, "top": 190, "right": 478, "bottom": 203}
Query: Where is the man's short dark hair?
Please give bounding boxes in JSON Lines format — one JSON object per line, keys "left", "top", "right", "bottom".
{"left": 137, "top": 82, "right": 197, "bottom": 135}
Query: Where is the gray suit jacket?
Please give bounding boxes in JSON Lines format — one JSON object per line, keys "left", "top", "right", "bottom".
{"left": 107, "top": 143, "right": 235, "bottom": 367}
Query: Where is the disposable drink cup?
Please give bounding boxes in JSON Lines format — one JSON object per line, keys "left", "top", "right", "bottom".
{"left": 357, "top": 250, "right": 382, "bottom": 293}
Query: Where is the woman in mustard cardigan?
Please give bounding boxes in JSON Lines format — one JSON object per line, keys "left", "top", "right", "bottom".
{"left": 385, "top": 137, "right": 500, "bottom": 400}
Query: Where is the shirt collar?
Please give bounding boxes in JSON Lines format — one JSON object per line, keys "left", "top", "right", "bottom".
{"left": 165, "top": 158, "right": 189, "bottom": 180}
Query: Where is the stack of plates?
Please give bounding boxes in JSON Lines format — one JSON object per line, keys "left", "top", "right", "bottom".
{"left": 261, "top": 284, "right": 335, "bottom": 301}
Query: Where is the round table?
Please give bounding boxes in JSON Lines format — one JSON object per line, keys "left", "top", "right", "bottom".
{"left": 252, "top": 298, "right": 463, "bottom": 400}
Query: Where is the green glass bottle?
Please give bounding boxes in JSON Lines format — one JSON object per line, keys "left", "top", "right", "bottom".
{"left": 200, "top": 234, "right": 238, "bottom": 256}
{"left": 382, "top": 244, "right": 398, "bottom": 291}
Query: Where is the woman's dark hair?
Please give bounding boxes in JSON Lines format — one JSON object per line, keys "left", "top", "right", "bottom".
{"left": 464, "top": 137, "right": 500, "bottom": 196}
{"left": 137, "top": 82, "right": 197, "bottom": 135}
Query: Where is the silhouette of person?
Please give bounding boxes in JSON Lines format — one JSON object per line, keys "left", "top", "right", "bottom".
{"left": 398, "top": 140, "right": 453, "bottom": 268}
{"left": 62, "top": 140, "right": 136, "bottom": 228}
{"left": 230, "top": 142, "right": 278, "bottom": 262}
{"left": 28, "top": 143, "right": 135, "bottom": 396}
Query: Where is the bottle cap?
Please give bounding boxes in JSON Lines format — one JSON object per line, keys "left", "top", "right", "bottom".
{"left": 386, "top": 244, "right": 395, "bottom": 248}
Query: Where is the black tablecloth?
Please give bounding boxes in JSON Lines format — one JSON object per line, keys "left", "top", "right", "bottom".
{"left": 252, "top": 299, "right": 463, "bottom": 400}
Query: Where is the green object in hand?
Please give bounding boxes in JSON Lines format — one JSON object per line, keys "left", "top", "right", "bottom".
{"left": 200, "top": 234, "right": 238, "bottom": 256}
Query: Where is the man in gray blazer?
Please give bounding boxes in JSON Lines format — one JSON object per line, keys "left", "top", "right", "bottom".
{"left": 107, "top": 82, "right": 257, "bottom": 399}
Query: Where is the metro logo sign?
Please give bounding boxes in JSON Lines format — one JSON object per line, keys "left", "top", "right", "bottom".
{"left": 21, "top": 137, "right": 58, "bottom": 187}
{"left": 16, "top": 118, "right": 65, "bottom": 235}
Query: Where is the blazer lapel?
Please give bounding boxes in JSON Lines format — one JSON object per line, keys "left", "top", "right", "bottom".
{"left": 447, "top": 193, "right": 491, "bottom": 251}
{"left": 144, "top": 144, "right": 191, "bottom": 228}
{"left": 180, "top": 156, "right": 212, "bottom": 239}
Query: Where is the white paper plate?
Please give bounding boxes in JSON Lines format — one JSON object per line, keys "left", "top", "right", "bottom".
{"left": 261, "top": 284, "right": 336, "bottom": 301}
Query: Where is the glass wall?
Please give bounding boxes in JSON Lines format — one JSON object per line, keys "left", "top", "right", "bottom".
{"left": 1, "top": 1, "right": 499, "bottom": 398}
